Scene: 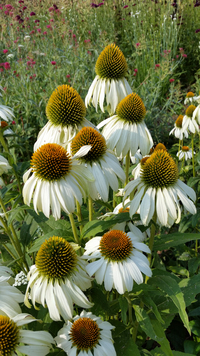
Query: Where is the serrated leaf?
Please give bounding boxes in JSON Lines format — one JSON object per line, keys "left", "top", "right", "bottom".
{"left": 153, "top": 233, "right": 200, "bottom": 251}
{"left": 149, "top": 275, "right": 190, "bottom": 334}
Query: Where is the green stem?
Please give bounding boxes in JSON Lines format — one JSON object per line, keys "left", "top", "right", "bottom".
{"left": 69, "top": 213, "right": 80, "bottom": 245}
{"left": 88, "top": 196, "right": 93, "bottom": 222}
{"left": 145, "top": 214, "right": 157, "bottom": 283}
{"left": 76, "top": 200, "right": 83, "bottom": 234}
{"left": 191, "top": 133, "right": 195, "bottom": 177}
{"left": 0, "top": 196, "right": 23, "bottom": 258}
{"left": 113, "top": 190, "right": 116, "bottom": 209}
{"left": 0, "top": 130, "right": 22, "bottom": 194}
{"left": 125, "top": 150, "right": 130, "bottom": 186}
{"left": 180, "top": 157, "right": 185, "bottom": 173}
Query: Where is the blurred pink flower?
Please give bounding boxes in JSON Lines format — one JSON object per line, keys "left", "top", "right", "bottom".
{"left": 134, "top": 68, "right": 138, "bottom": 72}
{"left": 123, "top": 5, "right": 128, "bottom": 8}
{"left": 182, "top": 54, "right": 187, "bottom": 58}
{"left": 4, "top": 11, "right": 9, "bottom": 15}
{"left": 37, "top": 28, "right": 41, "bottom": 33}
{"left": 30, "top": 11, "right": 36, "bottom": 16}
{"left": 50, "top": 19, "right": 54, "bottom": 22}
{"left": 3, "top": 49, "right": 8, "bottom": 54}
{"left": 66, "top": 74, "right": 70, "bottom": 78}
{"left": 4, "top": 62, "right": 11, "bottom": 70}
{"left": 51, "top": 61, "right": 56, "bottom": 65}
{"left": 136, "top": 42, "right": 140, "bottom": 47}
{"left": 5, "top": 4, "right": 13, "bottom": 10}
{"left": 43, "top": 31, "right": 47, "bottom": 35}
{"left": 169, "top": 78, "right": 174, "bottom": 83}
{"left": 155, "top": 63, "right": 160, "bottom": 68}
{"left": 12, "top": 120, "right": 16, "bottom": 124}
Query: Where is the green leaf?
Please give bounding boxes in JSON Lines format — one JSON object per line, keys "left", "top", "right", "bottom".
{"left": 133, "top": 306, "right": 173, "bottom": 356}
{"left": 188, "top": 257, "right": 200, "bottom": 275}
{"left": 167, "top": 265, "right": 189, "bottom": 277}
{"left": 149, "top": 275, "right": 190, "bottom": 334}
{"left": 27, "top": 209, "right": 52, "bottom": 234}
{"left": 153, "top": 233, "right": 200, "bottom": 251}
{"left": 179, "top": 274, "right": 200, "bottom": 307}
{"left": 119, "top": 296, "right": 128, "bottom": 325}
{"left": 114, "top": 329, "right": 140, "bottom": 356}
{"left": 184, "top": 340, "right": 200, "bottom": 355}
{"left": 151, "top": 347, "right": 195, "bottom": 356}
{"left": 81, "top": 219, "right": 113, "bottom": 238}
{"left": 189, "top": 320, "right": 200, "bottom": 337}
{"left": 140, "top": 293, "right": 164, "bottom": 324}
{"left": 28, "top": 229, "right": 73, "bottom": 253}
{"left": 121, "top": 338, "right": 141, "bottom": 356}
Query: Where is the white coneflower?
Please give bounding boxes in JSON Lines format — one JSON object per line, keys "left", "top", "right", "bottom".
{"left": 98, "top": 93, "right": 153, "bottom": 157}
{"left": 169, "top": 115, "right": 189, "bottom": 140}
{"left": 34, "top": 85, "right": 95, "bottom": 151}
{"left": 71, "top": 127, "right": 125, "bottom": 202}
{"left": 84, "top": 229, "right": 151, "bottom": 294}
{"left": 0, "top": 279, "right": 24, "bottom": 318}
{"left": 124, "top": 149, "right": 196, "bottom": 227}
{"left": 0, "top": 312, "right": 54, "bottom": 356}
{"left": 25, "top": 236, "right": 93, "bottom": 321}
{"left": 182, "top": 105, "right": 199, "bottom": 134}
{"left": 177, "top": 146, "right": 194, "bottom": 161}
{"left": 23, "top": 143, "right": 94, "bottom": 220}
{"left": 184, "top": 91, "right": 195, "bottom": 105}
{"left": 85, "top": 43, "right": 132, "bottom": 115}
{"left": 55, "top": 310, "right": 116, "bottom": 356}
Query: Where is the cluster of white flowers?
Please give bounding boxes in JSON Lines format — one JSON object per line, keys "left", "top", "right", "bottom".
{"left": 13, "top": 271, "right": 28, "bottom": 286}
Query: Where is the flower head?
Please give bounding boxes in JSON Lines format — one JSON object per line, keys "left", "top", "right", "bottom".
{"left": 23, "top": 143, "right": 93, "bottom": 220}
{"left": 55, "top": 310, "right": 116, "bottom": 356}
{"left": 0, "top": 155, "right": 11, "bottom": 176}
{"left": 169, "top": 114, "right": 189, "bottom": 140}
{"left": 25, "top": 236, "right": 93, "bottom": 321}
{"left": 34, "top": 85, "right": 93, "bottom": 150}
{"left": 98, "top": 93, "right": 153, "bottom": 157}
{"left": 184, "top": 91, "right": 195, "bottom": 104}
{"left": 85, "top": 44, "right": 132, "bottom": 114}
{"left": 182, "top": 105, "right": 199, "bottom": 134}
{"left": 0, "top": 279, "right": 24, "bottom": 317}
{"left": 84, "top": 229, "right": 151, "bottom": 293}
{"left": 95, "top": 43, "right": 127, "bottom": 80}
{"left": 0, "top": 312, "right": 54, "bottom": 356}
{"left": 177, "top": 146, "right": 194, "bottom": 161}
{"left": 71, "top": 127, "right": 125, "bottom": 201}
{"left": 124, "top": 149, "right": 196, "bottom": 227}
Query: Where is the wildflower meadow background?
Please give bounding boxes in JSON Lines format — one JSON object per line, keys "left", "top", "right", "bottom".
{"left": 1, "top": 0, "right": 200, "bottom": 355}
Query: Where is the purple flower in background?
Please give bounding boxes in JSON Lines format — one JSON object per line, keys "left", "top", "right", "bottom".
{"left": 195, "top": 29, "right": 200, "bottom": 33}
{"left": 91, "top": 3, "right": 98, "bottom": 7}
{"left": 30, "top": 11, "right": 36, "bottom": 16}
